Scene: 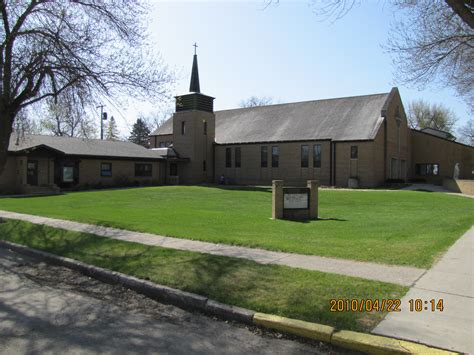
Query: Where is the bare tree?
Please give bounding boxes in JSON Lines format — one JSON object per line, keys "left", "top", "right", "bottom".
{"left": 239, "top": 96, "right": 274, "bottom": 108}
{"left": 266, "top": 0, "right": 474, "bottom": 112}
{"left": 388, "top": 1, "right": 473, "bottom": 112}
{"left": 0, "top": 0, "right": 173, "bottom": 175}
{"left": 408, "top": 99, "right": 458, "bottom": 135}
{"left": 41, "top": 86, "right": 96, "bottom": 138}
{"left": 140, "top": 106, "right": 174, "bottom": 133}
{"left": 457, "top": 118, "right": 474, "bottom": 146}
{"left": 12, "top": 107, "right": 42, "bottom": 136}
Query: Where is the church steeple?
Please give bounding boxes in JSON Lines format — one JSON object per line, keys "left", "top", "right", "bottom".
{"left": 189, "top": 43, "right": 200, "bottom": 93}
{"left": 175, "top": 44, "right": 214, "bottom": 113}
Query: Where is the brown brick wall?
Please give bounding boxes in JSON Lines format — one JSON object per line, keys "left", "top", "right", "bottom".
{"left": 214, "top": 141, "right": 331, "bottom": 186}
{"left": 78, "top": 159, "right": 163, "bottom": 187}
{"left": 384, "top": 92, "right": 410, "bottom": 180}
{"left": 411, "top": 130, "right": 474, "bottom": 184}
{"left": 334, "top": 140, "right": 382, "bottom": 187}
{"left": 172, "top": 110, "right": 215, "bottom": 184}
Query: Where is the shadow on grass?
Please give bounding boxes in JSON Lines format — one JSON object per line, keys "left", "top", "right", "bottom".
{"left": 0, "top": 219, "right": 394, "bottom": 332}
{"left": 2, "top": 220, "right": 258, "bottom": 304}
{"left": 200, "top": 184, "right": 272, "bottom": 193}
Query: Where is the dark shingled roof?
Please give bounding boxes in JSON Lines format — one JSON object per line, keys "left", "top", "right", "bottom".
{"left": 8, "top": 134, "right": 164, "bottom": 160}
{"left": 151, "top": 92, "right": 390, "bottom": 144}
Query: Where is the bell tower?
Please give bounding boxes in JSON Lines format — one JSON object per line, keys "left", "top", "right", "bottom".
{"left": 172, "top": 44, "right": 215, "bottom": 184}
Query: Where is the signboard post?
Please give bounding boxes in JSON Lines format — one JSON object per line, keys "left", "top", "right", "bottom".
{"left": 272, "top": 180, "right": 319, "bottom": 220}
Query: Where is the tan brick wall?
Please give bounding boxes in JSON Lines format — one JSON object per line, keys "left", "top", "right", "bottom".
{"left": 78, "top": 159, "right": 162, "bottom": 187}
{"left": 384, "top": 92, "right": 410, "bottom": 181}
{"left": 411, "top": 130, "right": 474, "bottom": 184}
{"left": 172, "top": 110, "right": 215, "bottom": 184}
{"left": 214, "top": 141, "right": 331, "bottom": 186}
{"left": 334, "top": 140, "right": 381, "bottom": 187}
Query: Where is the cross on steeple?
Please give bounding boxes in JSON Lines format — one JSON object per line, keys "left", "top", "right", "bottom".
{"left": 189, "top": 43, "right": 200, "bottom": 93}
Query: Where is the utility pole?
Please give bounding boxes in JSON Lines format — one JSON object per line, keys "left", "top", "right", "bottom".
{"left": 97, "top": 105, "right": 107, "bottom": 140}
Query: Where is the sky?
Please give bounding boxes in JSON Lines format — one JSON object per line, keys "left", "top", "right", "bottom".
{"left": 109, "top": 0, "right": 471, "bottom": 137}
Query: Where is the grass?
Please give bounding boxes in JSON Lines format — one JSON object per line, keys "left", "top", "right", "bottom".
{"left": 0, "top": 186, "right": 472, "bottom": 268}
{"left": 0, "top": 219, "right": 408, "bottom": 332}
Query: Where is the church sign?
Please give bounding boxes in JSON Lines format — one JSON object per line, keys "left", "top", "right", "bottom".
{"left": 283, "top": 187, "right": 309, "bottom": 210}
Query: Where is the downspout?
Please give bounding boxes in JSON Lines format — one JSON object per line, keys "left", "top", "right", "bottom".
{"left": 333, "top": 142, "right": 337, "bottom": 186}
{"left": 383, "top": 118, "right": 387, "bottom": 181}
{"left": 212, "top": 143, "right": 216, "bottom": 183}
{"left": 329, "top": 141, "right": 333, "bottom": 186}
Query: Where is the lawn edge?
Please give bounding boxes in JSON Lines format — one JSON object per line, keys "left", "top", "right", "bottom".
{"left": 0, "top": 239, "right": 457, "bottom": 355}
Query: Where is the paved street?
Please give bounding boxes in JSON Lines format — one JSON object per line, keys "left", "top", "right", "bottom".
{"left": 0, "top": 248, "right": 342, "bottom": 355}
{"left": 373, "top": 226, "right": 474, "bottom": 353}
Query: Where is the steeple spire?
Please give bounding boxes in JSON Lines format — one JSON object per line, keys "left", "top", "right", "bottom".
{"left": 189, "top": 43, "right": 200, "bottom": 93}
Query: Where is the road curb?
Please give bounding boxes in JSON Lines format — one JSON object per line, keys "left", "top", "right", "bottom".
{"left": 0, "top": 240, "right": 251, "bottom": 323}
{"left": 0, "top": 240, "right": 459, "bottom": 354}
{"left": 253, "top": 312, "right": 334, "bottom": 343}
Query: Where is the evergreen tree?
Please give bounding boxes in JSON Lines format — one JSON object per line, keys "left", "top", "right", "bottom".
{"left": 106, "top": 116, "right": 120, "bottom": 141}
{"left": 128, "top": 118, "right": 151, "bottom": 147}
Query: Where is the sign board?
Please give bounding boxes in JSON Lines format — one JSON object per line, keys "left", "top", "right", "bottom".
{"left": 283, "top": 188, "right": 309, "bottom": 209}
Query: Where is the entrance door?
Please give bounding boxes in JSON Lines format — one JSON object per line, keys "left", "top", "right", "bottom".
{"left": 169, "top": 163, "right": 178, "bottom": 176}
{"left": 27, "top": 160, "right": 38, "bottom": 186}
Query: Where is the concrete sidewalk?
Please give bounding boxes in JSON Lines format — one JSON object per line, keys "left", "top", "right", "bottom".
{"left": 373, "top": 226, "right": 473, "bottom": 353}
{"left": 0, "top": 210, "right": 425, "bottom": 286}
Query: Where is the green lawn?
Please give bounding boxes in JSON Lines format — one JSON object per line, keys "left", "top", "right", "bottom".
{"left": 0, "top": 186, "right": 472, "bottom": 268}
{"left": 0, "top": 220, "right": 407, "bottom": 332}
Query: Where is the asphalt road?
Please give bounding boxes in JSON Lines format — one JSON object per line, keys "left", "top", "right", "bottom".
{"left": 0, "top": 248, "right": 343, "bottom": 354}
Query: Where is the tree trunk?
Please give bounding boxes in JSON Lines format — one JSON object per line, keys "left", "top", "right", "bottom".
{"left": 444, "top": 0, "right": 474, "bottom": 29}
{"left": 0, "top": 109, "right": 15, "bottom": 223}
{"left": 0, "top": 110, "right": 15, "bottom": 177}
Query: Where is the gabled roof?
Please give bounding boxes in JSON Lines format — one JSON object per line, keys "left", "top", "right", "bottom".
{"left": 152, "top": 91, "right": 391, "bottom": 144}
{"left": 9, "top": 134, "right": 164, "bottom": 160}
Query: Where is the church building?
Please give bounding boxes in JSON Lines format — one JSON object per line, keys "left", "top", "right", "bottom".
{"left": 150, "top": 53, "right": 473, "bottom": 188}
{"left": 1, "top": 52, "right": 472, "bottom": 195}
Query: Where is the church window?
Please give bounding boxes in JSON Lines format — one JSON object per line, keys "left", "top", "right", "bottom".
{"left": 301, "top": 145, "right": 309, "bottom": 168}
{"left": 203, "top": 160, "right": 206, "bottom": 172}
{"left": 272, "top": 146, "right": 279, "bottom": 168}
{"left": 415, "top": 163, "right": 439, "bottom": 176}
{"left": 261, "top": 146, "right": 268, "bottom": 168}
{"left": 135, "top": 163, "right": 152, "bottom": 177}
{"left": 181, "top": 121, "right": 186, "bottom": 135}
{"left": 203, "top": 121, "right": 207, "bottom": 135}
{"left": 235, "top": 147, "right": 241, "bottom": 168}
{"left": 351, "top": 146, "right": 358, "bottom": 159}
{"left": 101, "top": 163, "right": 112, "bottom": 177}
{"left": 313, "top": 144, "right": 321, "bottom": 168}
{"left": 226, "top": 148, "right": 232, "bottom": 168}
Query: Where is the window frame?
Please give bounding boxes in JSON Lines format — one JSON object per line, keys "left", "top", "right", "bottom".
{"left": 301, "top": 145, "right": 309, "bottom": 168}
{"left": 415, "top": 163, "right": 440, "bottom": 176}
{"left": 225, "top": 147, "right": 232, "bottom": 168}
{"left": 272, "top": 146, "right": 279, "bottom": 168}
{"left": 100, "top": 162, "right": 112, "bottom": 177}
{"left": 350, "top": 146, "right": 358, "bottom": 160}
{"left": 135, "top": 163, "right": 153, "bottom": 177}
{"left": 235, "top": 147, "right": 241, "bottom": 168}
{"left": 261, "top": 146, "right": 268, "bottom": 168}
{"left": 313, "top": 144, "right": 321, "bottom": 168}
